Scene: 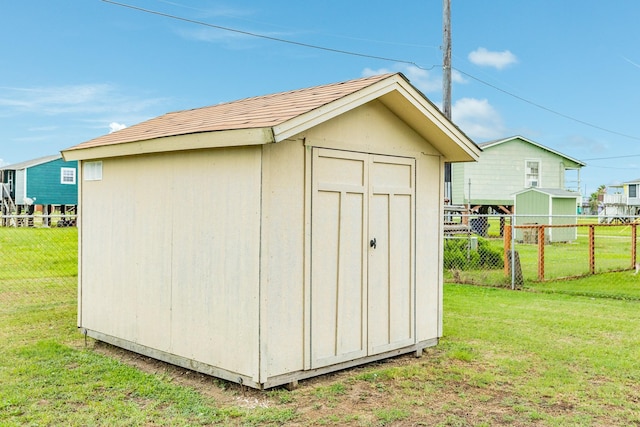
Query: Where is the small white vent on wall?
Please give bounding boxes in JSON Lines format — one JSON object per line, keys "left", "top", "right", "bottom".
{"left": 84, "top": 161, "right": 103, "bottom": 181}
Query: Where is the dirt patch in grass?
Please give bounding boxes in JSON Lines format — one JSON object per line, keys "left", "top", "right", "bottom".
{"left": 91, "top": 341, "right": 612, "bottom": 426}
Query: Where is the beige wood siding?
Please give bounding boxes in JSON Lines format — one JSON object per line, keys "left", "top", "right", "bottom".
{"left": 311, "top": 149, "right": 369, "bottom": 368}
{"left": 302, "top": 101, "right": 444, "bottom": 363}
{"left": 303, "top": 100, "right": 440, "bottom": 158}
{"left": 309, "top": 149, "right": 415, "bottom": 368}
{"left": 78, "top": 95, "right": 450, "bottom": 388}
{"left": 368, "top": 155, "right": 415, "bottom": 354}
{"left": 260, "top": 140, "right": 307, "bottom": 378}
{"left": 80, "top": 147, "right": 262, "bottom": 378}
{"left": 414, "top": 153, "right": 444, "bottom": 340}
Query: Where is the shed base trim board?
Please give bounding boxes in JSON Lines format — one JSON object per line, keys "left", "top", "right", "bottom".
{"left": 82, "top": 329, "right": 260, "bottom": 389}
{"left": 262, "top": 339, "right": 438, "bottom": 390}
{"left": 81, "top": 328, "right": 438, "bottom": 390}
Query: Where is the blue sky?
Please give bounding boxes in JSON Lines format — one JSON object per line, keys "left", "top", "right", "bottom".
{"left": 2, "top": 0, "right": 639, "bottom": 196}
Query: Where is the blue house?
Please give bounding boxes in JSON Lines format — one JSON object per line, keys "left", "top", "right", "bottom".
{"left": 0, "top": 154, "right": 78, "bottom": 226}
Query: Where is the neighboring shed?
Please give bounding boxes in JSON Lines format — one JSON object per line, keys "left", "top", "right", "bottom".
{"left": 62, "top": 73, "right": 480, "bottom": 389}
{"left": 513, "top": 188, "right": 579, "bottom": 243}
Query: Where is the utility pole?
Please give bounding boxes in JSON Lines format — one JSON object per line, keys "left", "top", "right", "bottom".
{"left": 442, "top": 0, "right": 452, "bottom": 201}
{"left": 442, "top": 0, "right": 452, "bottom": 120}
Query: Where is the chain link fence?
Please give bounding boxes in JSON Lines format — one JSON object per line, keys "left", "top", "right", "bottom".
{"left": 2, "top": 212, "right": 639, "bottom": 307}
{"left": 444, "top": 213, "right": 640, "bottom": 288}
{"left": 0, "top": 215, "right": 77, "bottom": 310}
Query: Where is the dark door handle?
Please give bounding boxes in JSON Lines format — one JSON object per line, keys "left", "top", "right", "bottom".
{"left": 370, "top": 238, "right": 377, "bottom": 249}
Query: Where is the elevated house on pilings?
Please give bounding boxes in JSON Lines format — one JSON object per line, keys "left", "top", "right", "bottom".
{"left": 0, "top": 154, "right": 78, "bottom": 227}
{"left": 597, "top": 180, "right": 640, "bottom": 223}
{"left": 450, "top": 135, "right": 585, "bottom": 235}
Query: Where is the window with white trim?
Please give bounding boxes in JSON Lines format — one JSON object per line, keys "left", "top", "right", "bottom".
{"left": 629, "top": 184, "right": 638, "bottom": 198}
{"left": 61, "top": 167, "right": 76, "bottom": 185}
{"left": 84, "top": 161, "right": 103, "bottom": 181}
{"left": 525, "top": 160, "right": 540, "bottom": 188}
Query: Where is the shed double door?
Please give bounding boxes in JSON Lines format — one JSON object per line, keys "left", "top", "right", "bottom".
{"left": 310, "top": 148, "right": 415, "bottom": 368}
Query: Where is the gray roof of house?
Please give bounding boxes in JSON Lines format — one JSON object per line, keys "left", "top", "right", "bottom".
{"left": 0, "top": 154, "right": 62, "bottom": 171}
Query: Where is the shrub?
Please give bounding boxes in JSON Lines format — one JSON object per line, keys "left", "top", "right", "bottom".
{"left": 443, "top": 237, "right": 503, "bottom": 271}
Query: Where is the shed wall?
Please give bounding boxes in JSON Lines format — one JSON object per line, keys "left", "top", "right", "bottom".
{"left": 259, "top": 140, "right": 307, "bottom": 379}
{"left": 302, "top": 100, "right": 444, "bottom": 346}
{"left": 78, "top": 98, "right": 449, "bottom": 387}
{"left": 514, "top": 191, "right": 550, "bottom": 241}
{"left": 550, "top": 197, "right": 578, "bottom": 242}
{"left": 79, "top": 147, "right": 262, "bottom": 379}
{"left": 259, "top": 100, "right": 444, "bottom": 380}
{"left": 514, "top": 191, "right": 578, "bottom": 242}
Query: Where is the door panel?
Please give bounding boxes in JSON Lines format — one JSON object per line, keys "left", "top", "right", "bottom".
{"left": 311, "top": 149, "right": 414, "bottom": 368}
{"left": 369, "top": 157, "right": 415, "bottom": 353}
{"left": 311, "top": 149, "right": 368, "bottom": 368}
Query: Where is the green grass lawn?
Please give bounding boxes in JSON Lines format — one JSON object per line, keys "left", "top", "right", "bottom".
{"left": 1, "top": 228, "right": 640, "bottom": 426}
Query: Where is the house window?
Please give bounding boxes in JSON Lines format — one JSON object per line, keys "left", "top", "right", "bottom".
{"left": 629, "top": 184, "right": 638, "bottom": 198}
{"left": 525, "top": 160, "right": 540, "bottom": 188}
{"left": 84, "top": 161, "right": 103, "bottom": 181}
{"left": 61, "top": 167, "right": 76, "bottom": 185}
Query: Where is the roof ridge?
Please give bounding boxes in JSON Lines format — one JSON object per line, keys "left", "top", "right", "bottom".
{"left": 166, "top": 73, "right": 397, "bottom": 116}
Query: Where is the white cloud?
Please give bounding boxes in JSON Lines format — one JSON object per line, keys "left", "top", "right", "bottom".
{"left": 452, "top": 69, "right": 468, "bottom": 84}
{"left": 362, "top": 64, "right": 441, "bottom": 93}
{"left": 452, "top": 97, "right": 505, "bottom": 140}
{"left": 0, "top": 84, "right": 166, "bottom": 116}
{"left": 109, "top": 122, "right": 127, "bottom": 133}
{"left": 0, "top": 158, "right": 7, "bottom": 167}
{"left": 468, "top": 47, "right": 518, "bottom": 70}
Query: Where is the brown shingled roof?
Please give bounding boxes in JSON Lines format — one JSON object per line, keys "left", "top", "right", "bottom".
{"left": 67, "top": 73, "right": 395, "bottom": 151}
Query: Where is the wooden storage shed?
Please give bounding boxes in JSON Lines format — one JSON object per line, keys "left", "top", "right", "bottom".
{"left": 513, "top": 188, "right": 579, "bottom": 243}
{"left": 62, "top": 73, "right": 480, "bottom": 389}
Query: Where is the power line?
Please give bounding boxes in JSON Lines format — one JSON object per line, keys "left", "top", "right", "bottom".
{"left": 103, "top": 0, "right": 640, "bottom": 142}
{"left": 102, "top": 0, "right": 434, "bottom": 71}
{"left": 583, "top": 154, "right": 640, "bottom": 161}
{"left": 453, "top": 67, "right": 640, "bottom": 142}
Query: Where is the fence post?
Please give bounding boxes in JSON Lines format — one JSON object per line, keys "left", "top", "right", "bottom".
{"left": 632, "top": 223, "right": 637, "bottom": 269}
{"left": 537, "top": 225, "right": 545, "bottom": 281}
{"left": 589, "top": 224, "right": 595, "bottom": 274}
{"left": 504, "top": 224, "right": 511, "bottom": 277}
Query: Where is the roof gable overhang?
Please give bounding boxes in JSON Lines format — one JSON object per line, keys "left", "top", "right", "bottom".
{"left": 62, "top": 74, "right": 480, "bottom": 163}
{"left": 0, "top": 154, "right": 63, "bottom": 171}
{"left": 62, "top": 128, "right": 273, "bottom": 161}
{"left": 271, "top": 74, "right": 479, "bottom": 162}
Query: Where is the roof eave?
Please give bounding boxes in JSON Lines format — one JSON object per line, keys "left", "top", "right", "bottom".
{"left": 0, "top": 154, "right": 63, "bottom": 171}
{"left": 62, "top": 127, "right": 275, "bottom": 161}
{"left": 273, "top": 73, "right": 480, "bottom": 162}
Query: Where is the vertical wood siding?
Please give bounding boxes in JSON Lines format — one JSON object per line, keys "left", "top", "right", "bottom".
{"left": 80, "top": 147, "right": 261, "bottom": 378}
